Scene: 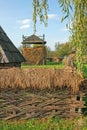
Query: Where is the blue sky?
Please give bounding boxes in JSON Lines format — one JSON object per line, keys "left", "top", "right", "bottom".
{"left": 0, "top": 0, "right": 70, "bottom": 50}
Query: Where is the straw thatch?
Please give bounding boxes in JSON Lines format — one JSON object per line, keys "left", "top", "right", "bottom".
{"left": 0, "top": 26, "right": 25, "bottom": 67}
{"left": 22, "top": 46, "right": 47, "bottom": 65}
{"left": 22, "top": 34, "right": 46, "bottom": 44}
{"left": 0, "top": 67, "right": 84, "bottom": 93}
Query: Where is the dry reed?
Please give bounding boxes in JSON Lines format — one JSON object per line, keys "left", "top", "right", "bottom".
{"left": 0, "top": 67, "right": 83, "bottom": 93}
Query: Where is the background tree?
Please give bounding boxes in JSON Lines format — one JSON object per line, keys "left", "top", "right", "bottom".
{"left": 46, "top": 46, "right": 57, "bottom": 58}
{"left": 55, "top": 42, "right": 72, "bottom": 58}
{"left": 46, "top": 42, "right": 73, "bottom": 58}
{"left": 32, "top": 0, "right": 87, "bottom": 77}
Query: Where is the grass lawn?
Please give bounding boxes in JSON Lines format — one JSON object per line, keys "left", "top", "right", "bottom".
{"left": 0, "top": 117, "right": 87, "bottom": 130}
{"left": 21, "top": 62, "right": 64, "bottom": 69}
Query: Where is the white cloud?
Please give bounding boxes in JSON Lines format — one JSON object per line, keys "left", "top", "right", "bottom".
{"left": 18, "top": 19, "right": 31, "bottom": 24}
{"left": 48, "top": 14, "right": 58, "bottom": 20}
{"left": 17, "top": 18, "right": 32, "bottom": 29}
{"left": 20, "top": 24, "right": 30, "bottom": 29}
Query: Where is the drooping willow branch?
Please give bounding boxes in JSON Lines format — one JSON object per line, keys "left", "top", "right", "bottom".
{"left": 33, "top": 0, "right": 48, "bottom": 33}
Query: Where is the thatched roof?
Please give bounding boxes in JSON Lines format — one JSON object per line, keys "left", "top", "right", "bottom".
{"left": 22, "top": 34, "right": 46, "bottom": 44}
{"left": 0, "top": 26, "right": 25, "bottom": 63}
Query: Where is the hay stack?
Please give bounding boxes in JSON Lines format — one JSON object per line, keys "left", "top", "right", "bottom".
{"left": 22, "top": 46, "right": 47, "bottom": 65}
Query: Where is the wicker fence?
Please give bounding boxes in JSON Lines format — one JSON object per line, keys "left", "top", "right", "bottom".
{"left": 0, "top": 89, "right": 86, "bottom": 120}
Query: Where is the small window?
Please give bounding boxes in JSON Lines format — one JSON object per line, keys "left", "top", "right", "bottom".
{"left": 75, "top": 108, "right": 79, "bottom": 112}
{"left": 76, "top": 95, "right": 80, "bottom": 101}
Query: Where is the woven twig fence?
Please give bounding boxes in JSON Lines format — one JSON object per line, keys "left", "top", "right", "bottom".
{"left": 0, "top": 89, "right": 85, "bottom": 120}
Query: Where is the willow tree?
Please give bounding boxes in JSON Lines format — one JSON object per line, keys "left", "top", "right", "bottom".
{"left": 32, "top": 0, "right": 87, "bottom": 77}
{"left": 70, "top": 0, "right": 87, "bottom": 78}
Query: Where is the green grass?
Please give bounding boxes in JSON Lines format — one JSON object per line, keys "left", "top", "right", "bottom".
{"left": 0, "top": 117, "right": 87, "bottom": 130}
{"left": 21, "top": 62, "right": 64, "bottom": 69}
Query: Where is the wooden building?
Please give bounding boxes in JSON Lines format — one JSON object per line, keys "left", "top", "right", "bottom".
{"left": 0, "top": 26, "right": 25, "bottom": 68}
{"left": 22, "top": 34, "right": 47, "bottom": 65}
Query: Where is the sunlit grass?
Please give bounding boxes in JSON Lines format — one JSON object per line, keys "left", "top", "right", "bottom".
{"left": 21, "top": 62, "right": 64, "bottom": 69}
{"left": 0, "top": 117, "right": 87, "bottom": 130}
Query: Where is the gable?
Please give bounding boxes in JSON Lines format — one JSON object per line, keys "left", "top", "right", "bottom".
{"left": 0, "top": 26, "right": 25, "bottom": 63}
{"left": 0, "top": 45, "right": 8, "bottom": 63}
